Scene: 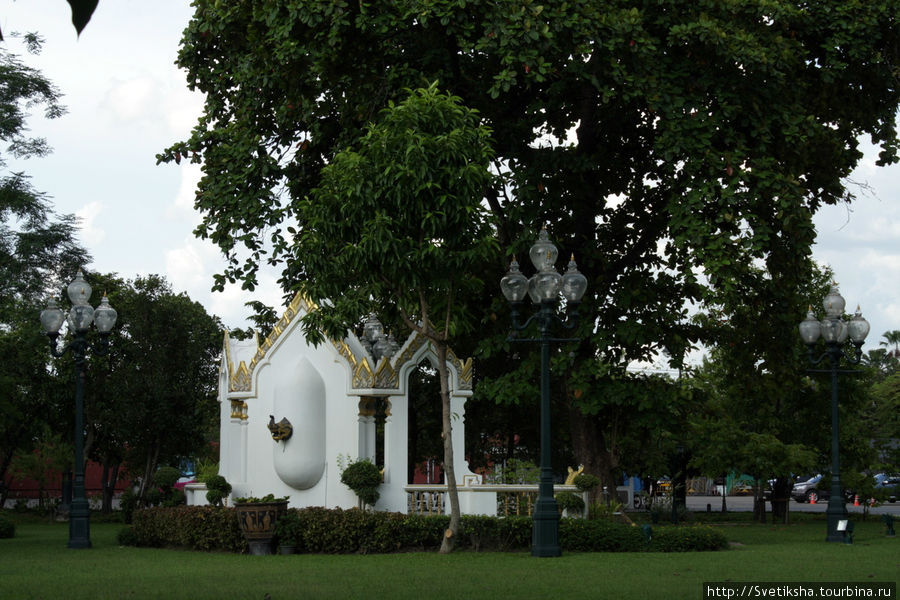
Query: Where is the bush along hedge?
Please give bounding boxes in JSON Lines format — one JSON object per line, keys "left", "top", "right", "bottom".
{"left": 125, "top": 506, "right": 726, "bottom": 554}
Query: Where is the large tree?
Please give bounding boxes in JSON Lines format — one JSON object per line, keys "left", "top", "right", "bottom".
{"left": 85, "top": 274, "right": 223, "bottom": 503}
{"left": 162, "top": 0, "right": 900, "bottom": 491}
{"left": 0, "top": 34, "right": 90, "bottom": 492}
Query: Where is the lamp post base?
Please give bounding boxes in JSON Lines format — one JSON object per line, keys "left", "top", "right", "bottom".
{"left": 67, "top": 498, "right": 92, "bottom": 549}
{"left": 825, "top": 498, "right": 848, "bottom": 543}
{"left": 531, "top": 497, "right": 561, "bottom": 557}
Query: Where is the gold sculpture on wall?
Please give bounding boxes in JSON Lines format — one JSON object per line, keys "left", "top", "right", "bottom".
{"left": 267, "top": 415, "right": 293, "bottom": 441}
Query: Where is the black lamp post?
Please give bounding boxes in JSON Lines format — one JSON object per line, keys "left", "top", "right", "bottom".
{"left": 40, "top": 270, "right": 117, "bottom": 549}
{"left": 500, "top": 228, "right": 587, "bottom": 557}
{"left": 798, "top": 283, "right": 869, "bottom": 543}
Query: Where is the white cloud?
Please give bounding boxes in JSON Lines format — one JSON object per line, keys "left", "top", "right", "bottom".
{"left": 167, "top": 163, "right": 204, "bottom": 221}
{"left": 164, "top": 235, "right": 285, "bottom": 328}
{"left": 76, "top": 201, "right": 106, "bottom": 246}
{"left": 164, "top": 85, "right": 205, "bottom": 136}
{"left": 165, "top": 238, "right": 217, "bottom": 291}
{"left": 100, "top": 75, "right": 161, "bottom": 123}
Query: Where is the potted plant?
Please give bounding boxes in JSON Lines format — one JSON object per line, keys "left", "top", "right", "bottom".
{"left": 274, "top": 509, "right": 300, "bottom": 554}
{"left": 234, "top": 494, "right": 289, "bottom": 555}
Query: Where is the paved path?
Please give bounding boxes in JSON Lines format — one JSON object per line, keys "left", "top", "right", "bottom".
{"left": 685, "top": 495, "right": 900, "bottom": 516}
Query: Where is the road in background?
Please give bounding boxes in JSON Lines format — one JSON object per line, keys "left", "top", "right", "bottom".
{"left": 684, "top": 495, "right": 900, "bottom": 516}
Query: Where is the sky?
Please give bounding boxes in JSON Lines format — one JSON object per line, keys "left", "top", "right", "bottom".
{"left": 3, "top": 2, "right": 900, "bottom": 358}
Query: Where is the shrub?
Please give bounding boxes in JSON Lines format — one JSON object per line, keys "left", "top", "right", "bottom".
{"left": 573, "top": 474, "right": 601, "bottom": 492}
{"left": 0, "top": 515, "right": 15, "bottom": 539}
{"left": 339, "top": 458, "right": 382, "bottom": 508}
{"left": 119, "top": 488, "right": 138, "bottom": 523}
{"left": 556, "top": 492, "right": 585, "bottom": 516}
{"left": 163, "top": 488, "right": 186, "bottom": 507}
{"left": 153, "top": 466, "right": 181, "bottom": 490}
{"left": 647, "top": 525, "right": 728, "bottom": 552}
{"left": 205, "top": 475, "right": 232, "bottom": 507}
{"left": 144, "top": 488, "right": 163, "bottom": 507}
{"left": 274, "top": 509, "right": 301, "bottom": 547}
{"left": 560, "top": 519, "right": 644, "bottom": 552}
{"left": 194, "top": 459, "right": 220, "bottom": 484}
{"left": 117, "top": 526, "right": 138, "bottom": 546}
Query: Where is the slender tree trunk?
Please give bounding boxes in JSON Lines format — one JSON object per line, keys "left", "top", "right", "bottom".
{"left": 101, "top": 460, "right": 119, "bottom": 514}
{"left": 435, "top": 343, "right": 460, "bottom": 554}
{"left": 100, "top": 462, "right": 110, "bottom": 513}
{"left": 138, "top": 443, "right": 160, "bottom": 503}
{"left": 753, "top": 480, "right": 767, "bottom": 523}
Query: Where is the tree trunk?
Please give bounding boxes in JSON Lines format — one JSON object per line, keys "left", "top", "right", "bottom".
{"left": 138, "top": 443, "right": 160, "bottom": 503}
{"left": 568, "top": 407, "right": 619, "bottom": 506}
{"left": 769, "top": 476, "right": 791, "bottom": 524}
{"left": 101, "top": 460, "right": 119, "bottom": 514}
{"left": 753, "top": 480, "right": 767, "bottom": 523}
{"left": 100, "top": 461, "right": 110, "bottom": 513}
{"left": 435, "top": 343, "right": 460, "bottom": 554}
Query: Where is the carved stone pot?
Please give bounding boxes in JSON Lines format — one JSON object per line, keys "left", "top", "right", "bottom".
{"left": 235, "top": 501, "right": 288, "bottom": 555}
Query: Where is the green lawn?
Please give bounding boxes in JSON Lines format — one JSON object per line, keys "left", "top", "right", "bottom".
{"left": 0, "top": 516, "right": 896, "bottom": 600}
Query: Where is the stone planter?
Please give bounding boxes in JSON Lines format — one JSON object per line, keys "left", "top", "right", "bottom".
{"left": 235, "top": 500, "right": 288, "bottom": 555}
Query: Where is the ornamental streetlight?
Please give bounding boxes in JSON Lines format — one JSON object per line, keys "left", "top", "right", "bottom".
{"left": 798, "top": 282, "right": 869, "bottom": 543}
{"left": 40, "top": 270, "right": 117, "bottom": 549}
{"left": 500, "top": 228, "right": 587, "bottom": 557}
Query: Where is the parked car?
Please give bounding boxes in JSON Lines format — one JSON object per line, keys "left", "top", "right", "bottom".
{"left": 873, "top": 473, "right": 899, "bottom": 503}
{"left": 790, "top": 474, "right": 855, "bottom": 503}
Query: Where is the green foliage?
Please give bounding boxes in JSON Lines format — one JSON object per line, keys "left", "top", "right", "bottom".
{"left": 153, "top": 467, "right": 181, "bottom": 491}
{"left": 560, "top": 519, "right": 645, "bottom": 552}
{"left": 338, "top": 458, "right": 382, "bottom": 508}
{"left": 126, "top": 506, "right": 725, "bottom": 554}
{"left": 647, "top": 525, "right": 729, "bottom": 552}
{"left": 0, "top": 515, "right": 15, "bottom": 538}
{"left": 588, "top": 500, "right": 626, "bottom": 521}
{"left": 116, "top": 525, "right": 138, "bottom": 546}
{"left": 234, "top": 494, "right": 288, "bottom": 503}
{"left": 119, "top": 488, "right": 138, "bottom": 524}
{"left": 484, "top": 459, "right": 541, "bottom": 484}
{"left": 573, "top": 474, "right": 601, "bottom": 492}
{"left": 555, "top": 492, "right": 585, "bottom": 515}
{"left": 204, "top": 475, "right": 232, "bottom": 507}
{"left": 85, "top": 274, "right": 223, "bottom": 504}
{"left": 194, "top": 459, "right": 220, "bottom": 484}
{"left": 164, "top": 0, "right": 900, "bottom": 505}
{"left": 131, "top": 506, "right": 246, "bottom": 553}
{"left": 0, "top": 34, "right": 90, "bottom": 490}
{"left": 274, "top": 510, "right": 301, "bottom": 546}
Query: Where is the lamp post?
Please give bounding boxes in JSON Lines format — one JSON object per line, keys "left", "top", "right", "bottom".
{"left": 40, "top": 270, "right": 117, "bottom": 549}
{"left": 500, "top": 228, "right": 587, "bottom": 557}
{"left": 798, "top": 282, "right": 868, "bottom": 543}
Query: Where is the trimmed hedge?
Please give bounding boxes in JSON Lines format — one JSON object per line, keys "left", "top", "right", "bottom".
{"left": 131, "top": 506, "right": 246, "bottom": 552}
{"left": 126, "top": 506, "right": 727, "bottom": 554}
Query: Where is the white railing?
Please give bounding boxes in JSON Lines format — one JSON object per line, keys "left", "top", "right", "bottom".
{"left": 405, "top": 483, "right": 584, "bottom": 517}
{"left": 405, "top": 482, "right": 635, "bottom": 517}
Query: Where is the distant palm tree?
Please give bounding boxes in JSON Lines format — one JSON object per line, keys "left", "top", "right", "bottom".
{"left": 879, "top": 330, "right": 900, "bottom": 358}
